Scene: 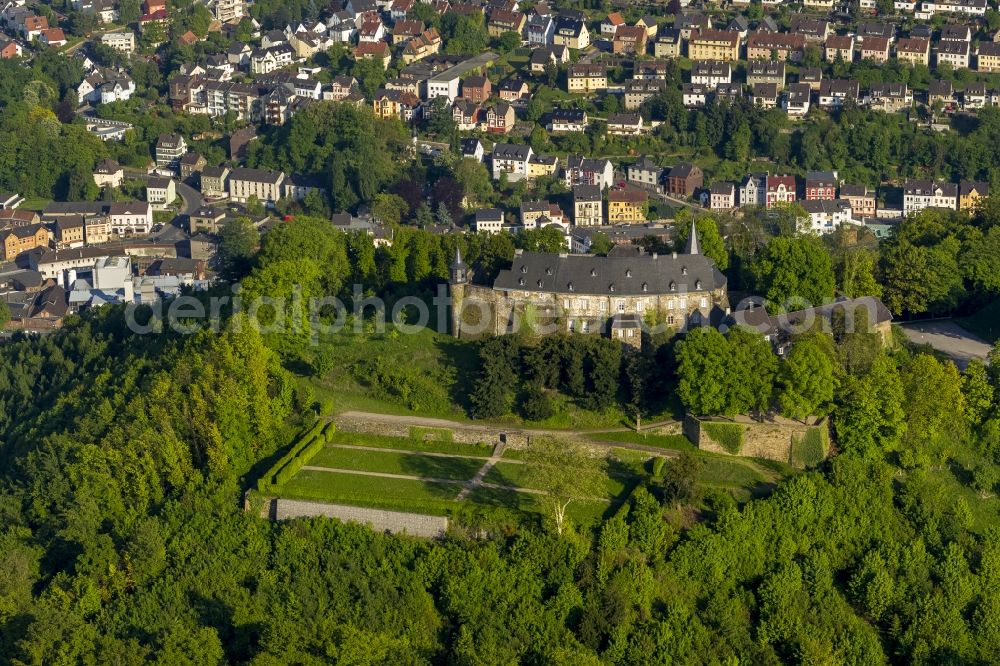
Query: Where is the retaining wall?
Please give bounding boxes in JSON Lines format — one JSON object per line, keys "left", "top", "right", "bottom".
{"left": 272, "top": 498, "right": 449, "bottom": 538}
{"left": 333, "top": 414, "right": 531, "bottom": 449}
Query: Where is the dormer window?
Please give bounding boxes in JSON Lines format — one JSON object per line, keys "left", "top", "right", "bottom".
{"left": 642, "top": 282, "right": 648, "bottom": 292}
{"left": 695, "top": 279, "right": 702, "bottom": 290}
{"left": 670, "top": 281, "right": 676, "bottom": 292}
{"left": 682, "top": 266, "right": 688, "bottom": 275}
{"left": 518, "top": 277, "right": 525, "bottom": 286}
{"left": 546, "top": 267, "right": 552, "bottom": 275}
{"left": 609, "top": 284, "right": 615, "bottom": 292}
{"left": 590, "top": 268, "right": 597, "bottom": 277}
{"left": 568, "top": 282, "right": 574, "bottom": 292}
{"left": 625, "top": 269, "right": 632, "bottom": 278}
{"left": 537, "top": 280, "right": 543, "bottom": 288}
{"left": 520, "top": 265, "right": 527, "bottom": 273}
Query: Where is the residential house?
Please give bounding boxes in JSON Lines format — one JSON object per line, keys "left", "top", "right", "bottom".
{"left": 675, "top": 13, "right": 711, "bottom": 40}
{"left": 786, "top": 84, "right": 813, "bottom": 117}
{"left": 0, "top": 193, "right": 24, "bottom": 210}
{"left": 403, "top": 28, "right": 442, "bottom": 64}
{"left": 527, "top": 154, "right": 559, "bottom": 181}
{"left": 747, "top": 60, "right": 786, "bottom": 89}
{"left": 567, "top": 64, "right": 607, "bottom": 93}
{"left": 612, "top": 25, "right": 647, "bottom": 55}
{"left": 179, "top": 152, "right": 206, "bottom": 181}
{"left": 607, "top": 113, "right": 645, "bottom": 136}
{"left": 818, "top": 79, "right": 860, "bottom": 108}
{"left": 800, "top": 199, "right": 855, "bottom": 234}
{"left": 392, "top": 19, "right": 424, "bottom": 44}
{"left": 959, "top": 181, "right": 989, "bottom": 211}
{"left": 867, "top": 82, "right": 913, "bottom": 111}
{"left": 682, "top": 83, "right": 710, "bottom": 108}
{"left": 474, "top": 208, "right": 504, "bottom": 233}
{"left": 799, "top": 67, "right": 823, "bottom": 90}
{"left": 520, "top": 200, "right": 565, "bottom": 229}
{"left": 355, "top": 41, "right": 392, "bottom": 69}
{"left": 790, "top": 17, "right": 831, "bottom": 42}
{"left": 200, "top": 166, "right": 229, "bottom": 197}
{"left": 601, "top": 12, "right": 625, "bottom": 37}
{"left": 928, "top": 80, "right": 956, "bottom": 107}
{"left": 552, "top": 16, "right": 589, "bottom": 49}
{"left": 526, "top": 14, "right": 554, "bottom": 46}
{"left": 250, "top": 45, "right": 294, "bottom": 74}
{"left": 461, "top": 138, "right": 484, "bottom": 162}
{"left": 462, "top": 75, "right": 491, "bottom": 103}
{"left": 857, "top": 22, "right": 896, "bottom": 41}
{"left": 751, "top": 83, "right": 780, "bottom": 108}
{"left": 710, "top": 182, "right": 736, "bottom": 210}
{"left": 155, "top": 134, "right": 187, "bottom": 171}
{"left": 765, "top": 174, "right": 797, "bottom": 208}
{"left": 1, "top": 224, "right": 49, "bottom": 261}
{"left": 373, "top": 89, "right": 421, "bottom": 121}
{"left": 839, "top": 184, "right": 876, "bottom": 218}
{"left": 283, "top": 174, "right": 327, "bottom": 202}
{"left": 977, "top": 42, "right": 1000, "bottom": 72}
{"left": 573, "top": 184, "right": 603, "bottom": 226}
{"left": 805, "top": 171, "right": 837, "bottom": 200}
{"left": 739, "top": 173, "right": 766, "bottom": 206}
{"left": 627, "top": 156, "right": 664, "bottom": 192}
{"left": 487, "top": 9, "right": 525, "bottom": 38}
{"left": 146, "top": 177, "right": 176, "bottom": 207}
{"left": 690, "top": 60, "right": 732, "bottom": 89}
{"left": 92, "top": 159, "right": 123, "bottom": 188}
{"left": 634, "top": 61, "right": 668, "bottom": 80}
{"left": 491, "top": 143, "right": 534, "bottom": 181}
{"left": 607, "top": 188, "right": 648, "bottom": 223}
{"left": 939, "top": 23, "right": 973, "bottom": 42}
{"left": 107, "top": 202, "right": 153, "bottom": 235}
{"left": 529, "top": 44, "right": 568, "bottom": 73}
{"left": 486, "top": 102, "right": 516, "bottom": 133}
{"left": 859, "top": 36, "right": 891, "bottom": 62}
{"left": 452, "top": 99, "right": 481, "bottom": 129}
{"left": 824, "top": 34, "right": 855, "bottom": 62}
{"left": 653, "top": 28, "right": 682, "bottom": 58}
{"left": 903, "top": 179, "right": 958, "bottom": 213}
{"left": 227, "top": 167, "right": 285, "bottom": 204}
{"left": 896, "top": 37, "right": 930, "bottom": 65}
{"left": 636, "top": 15, "right": 658, "bottom": 39}
{"left": 746, "top": 32, "right": 806, "bottom": 62}
{"left": 935, "top": 40, "right": 970, "bottom": 68}
{"left": 53, "top": 217, "right": 85, "bottom": 249}
{"left": 100, "top": 31, "right": 135, "bottom": 54}
{"left": 547, "top": 108, "right": 587, "bottom": 133}
{"left": 564, "top": 156, "right": 614, "bottom": 189}
{"left": 0, "top": 38, "right": 22, "bottom": 59}
{"left": 666, "top": 163, "right": 704, "bottom": 196}
{"left": 327, "top": 76, "right": 358, "bottom": 100}
{"left": 498, "top": 78, "right": 530, "bottom": 101}
{"left": 624, "top": 79, "right": 664, "bottom": 110}
{"left": 687, "top": 29, "right": 741, "bottom": 61}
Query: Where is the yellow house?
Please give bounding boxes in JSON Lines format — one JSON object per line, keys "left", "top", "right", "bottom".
{"left": 607, "top": 188, "right": 648, "bottom": 223}
{"left": 978, "top": 42, "right": 1000, "bottom": 72}
{"left": 959, "top": 181, "right": 989, "bottom": 212}
{"left": 527, "top": 155, "right": 559, "bottom": 180}
{"left": 487, "top": 10, "right": 525, "bottom": 38}
{"left": 567, "top": 64, "right": 607, "bottom": 92}
{"left": 896, "top": 38, "right": 930, "bottom": 67}
{"left": 687, "top": 29, "right": 741, "bottom": 61}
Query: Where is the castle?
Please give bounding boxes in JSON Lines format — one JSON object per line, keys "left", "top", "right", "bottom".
{"left": 449, "top": 222, "right": 729, "bottom": 344}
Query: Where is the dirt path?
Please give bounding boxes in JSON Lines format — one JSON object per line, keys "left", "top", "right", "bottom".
{"left": 325, "top": 443, "right": 499, "bottom": 461}
{"left": 457, "top": 441, "right": 507, "bottom": 501}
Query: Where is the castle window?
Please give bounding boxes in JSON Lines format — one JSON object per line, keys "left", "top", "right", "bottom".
{"left": 668, "top": 300, "right": 674, "bottom": 310}
{"left": 618, "top": 300, "right": 625, "bottom": 312}
{"left": 700, "top": 297, "right": 708, "bottom": 308}
{"left": 668, "top": 315, "right": 675, "bottom": 325}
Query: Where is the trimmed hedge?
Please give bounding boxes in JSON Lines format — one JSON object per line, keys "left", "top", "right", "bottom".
{"left": 259, "top": 419, "right": 328, "bottom": 490}
{"left": 703, "top": 422, "right": 743, "bottom": 455}
{"left": 324, "top": 422, "right": 337, "bottom": 442}
{"left": 651, "top": 456, "right": 667, "bottom": 478}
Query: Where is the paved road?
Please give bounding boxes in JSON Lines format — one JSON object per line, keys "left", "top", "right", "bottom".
{"left": 899, "top": 319, "right": 992, "bottom": 369}
{"left": 174, "top": 180, "right": 203, "bottom": 217}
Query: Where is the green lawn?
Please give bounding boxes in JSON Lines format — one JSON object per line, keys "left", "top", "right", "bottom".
{"left": 280, "top": 469, "right": 461, "bottom": 514}
{"left": 327, "top": 431, "right": 494, "bottom": 457}
{"left": 310, "top": 446, "right": 486, "bottom": 481}
{"left": 18, "top": 196, "right": 51, "bottom": 211}
{"left": 590, "top": 431, "right": 694, "bottom": 451}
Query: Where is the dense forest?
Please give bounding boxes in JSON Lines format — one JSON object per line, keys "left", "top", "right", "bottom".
{"left": 2, "top": 215, "right": 1000, "bottom": 663}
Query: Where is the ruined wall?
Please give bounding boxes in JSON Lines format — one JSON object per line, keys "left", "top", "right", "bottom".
{"left": 272, "top": 499, "right": 448, "bottom": 538}
{"left": 333, "top": 414, "right": 531, "bottom": 449}
{"left": 686, "top": 415, "right": 829, "bottom": 468}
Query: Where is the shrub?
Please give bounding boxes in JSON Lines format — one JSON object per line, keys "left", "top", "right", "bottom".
{"left": 651, "top": 456, "right": 667, "bottom": 478}
{"left": 520, "top": 385, "right": 555, "bottom": 422}
{"left": 324, "top": 422, "right": 336, "bottom": 442}
{"left": 703, "top": 422, "right": 743, "bottom": 455}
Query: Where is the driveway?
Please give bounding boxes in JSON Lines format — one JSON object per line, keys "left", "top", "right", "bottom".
{"left": 899, "top": 319, "right": 992, "bottom": 369}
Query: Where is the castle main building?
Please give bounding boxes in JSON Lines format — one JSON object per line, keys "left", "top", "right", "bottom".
{"left": 449, "top": 223, "right": 728, "bottom": 343}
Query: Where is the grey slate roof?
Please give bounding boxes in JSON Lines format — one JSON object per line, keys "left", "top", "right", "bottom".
{"left": 494, "top": 249, "right": 725, "bottom": 296}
